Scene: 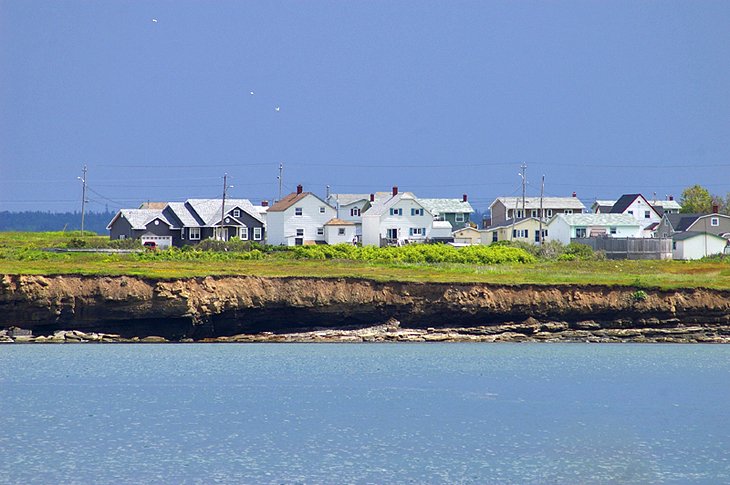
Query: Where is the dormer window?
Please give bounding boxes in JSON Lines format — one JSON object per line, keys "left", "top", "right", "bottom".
{"left": 350, "top": 207, "right": 361, "bottom": 217}
{"left": 233, "top": 209, "right": 240, "bottom": 218}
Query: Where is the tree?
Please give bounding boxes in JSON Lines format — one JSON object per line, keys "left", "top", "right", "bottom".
{"left": 679, "top": 185, "right": 713, "bottom": 213}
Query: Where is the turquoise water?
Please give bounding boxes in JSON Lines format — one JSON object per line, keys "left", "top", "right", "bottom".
{"left": 1, "top": 343, "right": 729, "bottom": 484}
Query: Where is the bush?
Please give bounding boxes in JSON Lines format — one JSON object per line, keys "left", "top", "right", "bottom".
{"left": 558, "top": 243, "right": 595, "bottom": 261}
{"left": 108, "top": 238, "right": 141, "bottom": 249}
{"left": 66, "top": 238, "right": 87, "bottom": 248}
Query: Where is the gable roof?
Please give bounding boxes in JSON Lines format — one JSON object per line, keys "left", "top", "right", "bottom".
{"left": 107, "top": 209, "right": 175, "bottom": 230}
{"left": 672, "top": 231, "right": 729, "bottom": 242}
{"left": 418, "top": 198, "right": 474, "bottom": 215}
{"left": 324, "top": 218, "right": 355, "bottom": 226}
{"left": 186, "top": 198, "right": 263, "bottom": 225}
{"left": 486, "top": 217, "right": 542, "bottom": 230}
{"left": 609, "top": 194, "right": 661, "bottom": 219}
{"left": 327, "top": 194, "right": 371, "bottom": 207}
{"left": 551, "top": 213, "right": 641, "bottom": 227}
{"left": 666, "top": 213, "right": 730, "bottom": 232}
{"left": 490, "top": 196, "right": 585, "bottom": 211}
{"left": 653, "top": 199, "right": 682, "bottom": 211}
{"left": 363, "top": 192, "right": 427, "bottom": 217}
{"left": 267, "top": 192, "right": 332, "bottom": 212}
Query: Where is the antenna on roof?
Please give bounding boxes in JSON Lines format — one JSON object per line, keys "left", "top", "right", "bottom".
{"left": 277, "top": 163, "right": 283, "bottom": 201}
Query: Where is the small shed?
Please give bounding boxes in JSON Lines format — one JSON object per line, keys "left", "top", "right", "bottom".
{"left": 672, "top": 232, "right": 729, "bottom": 260}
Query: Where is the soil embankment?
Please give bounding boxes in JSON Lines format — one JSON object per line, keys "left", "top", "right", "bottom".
{"left": 1, "top": 274, "right": 730, "bottom": 343}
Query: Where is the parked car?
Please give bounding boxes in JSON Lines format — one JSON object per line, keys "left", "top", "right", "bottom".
{"left": 143, "top": 241, "right": 157, "bottom": 250}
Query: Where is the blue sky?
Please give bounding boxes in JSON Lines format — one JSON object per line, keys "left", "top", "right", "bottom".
{"left": 1, "top": 0, "right": 729, "bottom": 213}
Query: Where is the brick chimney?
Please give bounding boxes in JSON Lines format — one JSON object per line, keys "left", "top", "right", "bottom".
{"left": 392, "top": 186, "right": 398, "bottom": 196}
{"left": 462, "top": 194, "right": 468, "bottom": 203}
{"left": 370, "top": 193, "right": 375, "bottom": 202}
{"left": 261, "top": 200, "right": 269, "bottom": 207}
{"left": 713, "top": 204, "right": 719, "bottom": 214}
{"left": 296, "top": 184, "right": 303, "bottom": 195}
{"left": 669, "top": 195, "right": 674, "bottom": 201}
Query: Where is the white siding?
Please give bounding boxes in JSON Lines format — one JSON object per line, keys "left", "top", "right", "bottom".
{"left": 362, "top": 198, "right": 434, "bottom": 246}
{"left": 673, "top": 235, "right": 727, "bottom": 260}
{"left": 325, "top": 225, "right": 356, "bottom": 245}
{"left": 266, "top": 195, "right": 336, "bottom": 246}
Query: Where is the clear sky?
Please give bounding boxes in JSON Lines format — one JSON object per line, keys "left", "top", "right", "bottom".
{"left": 1, "top": 0, "right": 729, "bottom": 213}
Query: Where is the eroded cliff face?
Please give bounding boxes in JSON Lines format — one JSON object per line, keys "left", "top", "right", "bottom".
{"left": 1, "top": 274, "right": 730, "bottom": 340}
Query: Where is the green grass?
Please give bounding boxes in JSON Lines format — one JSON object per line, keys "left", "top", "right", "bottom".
{"left": 2, "top": 232, "right": 730, "bottom": 289}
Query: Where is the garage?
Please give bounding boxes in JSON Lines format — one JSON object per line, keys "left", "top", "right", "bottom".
{"left": 140, "top": 234, "right": 173, "bottom": 249}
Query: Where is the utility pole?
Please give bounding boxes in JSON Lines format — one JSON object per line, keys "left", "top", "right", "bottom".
{"left": 519, "top": 162, "right": 527, "bottom": 217}
{"left": 220, "top": 173, "right": 228, "bottom": 241}
{"left": 539, "top": 175, "right": 545, "bottom": 246}
{"left": 77, "top": 165, "right": 88, "bottom": 237}
{"left": 326, "top": 185, "right": 330, "bottom": 200}
{"left": 277, "top": 163, "right": 283, "bottom": 201}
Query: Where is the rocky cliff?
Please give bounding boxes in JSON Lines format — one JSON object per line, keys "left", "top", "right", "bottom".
{"left": 2, "top": 274, "right": 730, "bottom": 342}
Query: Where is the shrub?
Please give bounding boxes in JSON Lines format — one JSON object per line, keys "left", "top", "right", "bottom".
{"left": 558, "top": 242, "right": 594, "bottom": 261}
{"left": 108, "top": 238, "right": 141, "bottom": 249}
{"left": 66, "top": 238, "right": 87, "bottom": 248}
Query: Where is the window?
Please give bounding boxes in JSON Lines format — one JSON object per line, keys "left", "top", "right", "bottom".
{"left": 233, "top": 209, "right": 240, "bottom": 218}
{"left": 455, "top": 213, "right": 465, "bottom": 222}
{"left": 295, "top": 207, "right": 303, "bottom": 216}
{"left": 627, "top": 210, "right": 633, "bottom": 215}
{"left": 119, "top": 234, "right": 126, "bottom": 240}
{"left": 253, "top": 227, "right": 262, "bottom": 240}
{"left": 189, "top": 227, "right": 201, "bottom": 240}
{"left": 350, "top": 207, "right": 361, "bottom": 217}
{"left": 338, "top": 228, "right": 346, "bottom": 236}
{"left": 296, "top": 228, "right": 304, "bottom": 237}
{"left": 610, "top": 227, "right": 617, "bottom": 235}
{"left": 534, "top": 230, "right": 541, "bottom": 242}
{"left": 564, "top": 209, "right": 573, "bottom": 215}
{"left": 545, "top": 209, "right": 553, "bottom": 218}
{"left": 516, "top": 210, "right": 524, "bottom": 219}
{"left": 531, "top": 210, "right": 538, "bottom": 218}
{"left": 409, "top": 227, "right": 425, "bottom": 236}
{"left": 319, "top": 207, "right": 326, "bottom": 214}
{"left": 389, "top": 208, "right": 403, "bottom": 216}
{"left": 672, "top": 241, "right": 677, "bottom": 250}
{"left": 492, "top": 232, "right": 498, "bottom": 242}
{"left": 711, "top": 217, "right": 720, "bottom": 227}
{"left": 317, "top": 227, "right": 324, "bottom": 236}
{"left": 512, "top": 229, "right": 527, "bottom": 238}
{"left": 411, "top": 208, "right": 424, "bottom": 216}
{"left": 240, "top": 227, "right": 248, "bottom": 240}
{"left": 575, "top": 227, "right": 587, "bottom": 238}
{"left": 644, "top": 211, "right": 651, "bottom": 219}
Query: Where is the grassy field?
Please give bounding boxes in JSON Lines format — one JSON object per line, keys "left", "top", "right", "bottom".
{"left": 1, "top": 232, "right": 729, "bottom": 289}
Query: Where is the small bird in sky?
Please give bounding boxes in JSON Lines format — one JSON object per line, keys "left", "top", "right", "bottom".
{"left": 275, "top": 106, "right": 280, "bottom": 112}
{"left": 250, "top": 91, "right": 254, "bottom": 95}
{"left": 152, "top": 18, "right": 158, "bottom": 23}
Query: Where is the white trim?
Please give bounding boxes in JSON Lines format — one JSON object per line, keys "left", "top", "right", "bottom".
{"left": 189, "top": 227, "right": 201, "bottom": 240}
{"left": 253, "top": 227, "right": 262, "bottom": 240}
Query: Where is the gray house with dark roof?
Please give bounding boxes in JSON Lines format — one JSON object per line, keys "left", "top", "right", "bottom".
{"left": 656, "top": 212, "right": 730, "bottom": 239}
{"left": 107, "top": 198, "right": 266, "bottom": 247}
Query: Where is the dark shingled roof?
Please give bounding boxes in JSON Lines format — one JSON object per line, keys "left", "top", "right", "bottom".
{"left": 609, "top": 194, "right": 643, "bottom": 214}
{"left": 665, "top": 213, "right": 703, "bottom": 232}
{"left": 672, "top": 231, "right": 728, "bottom": 242}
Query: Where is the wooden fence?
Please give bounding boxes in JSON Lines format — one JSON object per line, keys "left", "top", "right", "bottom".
{"left": 571, "top": 237, "right": 673, "bottom": 260}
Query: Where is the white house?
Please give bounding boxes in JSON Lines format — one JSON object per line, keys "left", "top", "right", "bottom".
{"left": 609, "top": 194, "right": 663, "bottom": 237}
{"left": 326, "top": 192, "right": 389, "bottom": 242}
{"left": 361, "top": 187, "right": 434, "bottom": 246}
{"left": 266, "top": 185, "right": 336, "bottom": 246}
{"left": 489, "top": 196, "right": 586, "bottom": 226}
{"left": 324, "top": 218, "right": 357, "bottom": 245}
{"left": 546, "top": 214, "right": 642, "bottom": 245}
{"left": 672, "top": 232, "right": 729, "bottom": 260}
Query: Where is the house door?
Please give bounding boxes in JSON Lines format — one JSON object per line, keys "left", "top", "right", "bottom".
{"left": 295, "top": 238, "right": 303, "bottom": 246}
{"left": 386, "top": 228, "right": 398, "bottom": 239}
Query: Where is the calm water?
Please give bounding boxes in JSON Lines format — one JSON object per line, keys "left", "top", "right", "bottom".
{"left": 1, "top": 343, "right": 729, "bottom": 484}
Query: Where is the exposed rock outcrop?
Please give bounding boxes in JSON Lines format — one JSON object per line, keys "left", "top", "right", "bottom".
{"left": 1, "top": 274, "right": 730, "bottom": 342}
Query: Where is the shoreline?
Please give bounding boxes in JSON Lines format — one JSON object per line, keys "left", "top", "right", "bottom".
{"left": 2, "top": 273, "right": 730, "bottom": 343}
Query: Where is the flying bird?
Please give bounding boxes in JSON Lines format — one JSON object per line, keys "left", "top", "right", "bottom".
{"left": 249, "top": 91, "right": 254, "bottom": 95}
{"left": 152, "top": 18, "right": 158, "bottom": 23}
{"left": 275, "top": 106, "right": 280, "bottom": 112}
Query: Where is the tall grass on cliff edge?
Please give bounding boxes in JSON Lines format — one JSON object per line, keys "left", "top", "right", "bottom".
{"left": 283, "top": 243, "right": 536, "bottom": 264}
